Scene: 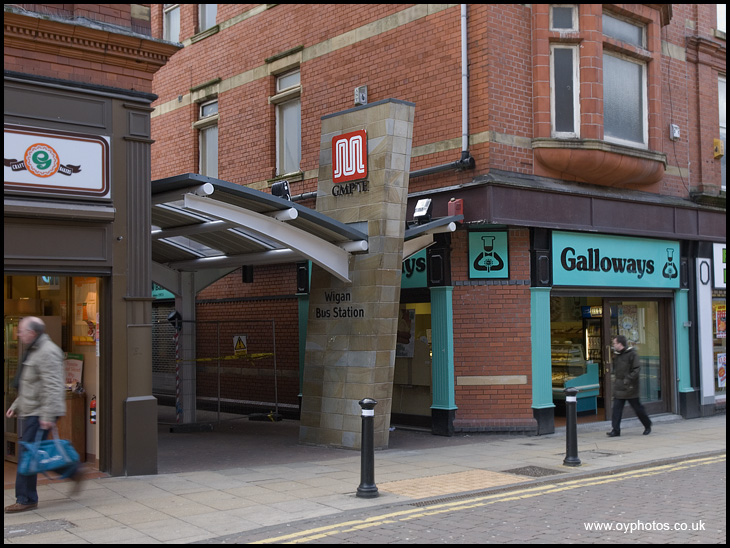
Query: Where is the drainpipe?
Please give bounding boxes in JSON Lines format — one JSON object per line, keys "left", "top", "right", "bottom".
{"left": 410, "top": 4, "right": 475, "bottom": 179}
{"left": 292, "top": 191, "right": 318, "bottom": 202}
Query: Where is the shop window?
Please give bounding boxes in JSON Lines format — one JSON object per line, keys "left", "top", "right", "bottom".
{"left": 392, "top": 303, "right": 433, "bottom": 423}
{"left": 713, "top": 298, "right": 726, "bottom": 397}
{"left": 163, "top": 4, "right": 180, "bottom": 42}
{"left": 199, "top": 4, "right": 217, "bottom": 32}
{"left": 270, "top": 69, "right": 302, "bottom": 176}
{"left": 194, "top": 99, "right": 218, "bottom": 178}
{"left": 550, "top": 45, "right": 580, "bottom": 137}
{"left": 550, "top": 5, "right": 578, "bottom": 31}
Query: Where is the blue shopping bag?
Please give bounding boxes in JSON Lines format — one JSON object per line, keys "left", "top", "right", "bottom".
{"left": 18, "top": 427, "right": 80, "bottom": 477}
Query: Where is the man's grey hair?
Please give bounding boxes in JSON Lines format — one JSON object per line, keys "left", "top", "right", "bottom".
{"left": 23, "top": 316, "right": 46, "bottom": 335}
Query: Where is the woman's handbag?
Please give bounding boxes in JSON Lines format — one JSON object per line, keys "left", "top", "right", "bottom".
{"left": 18, "top": 426, "right": 80, "bottom": 478}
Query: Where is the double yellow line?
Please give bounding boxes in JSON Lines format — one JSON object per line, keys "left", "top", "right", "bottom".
{"left": 250, "top": 454, "right": 725, "bottom": 544}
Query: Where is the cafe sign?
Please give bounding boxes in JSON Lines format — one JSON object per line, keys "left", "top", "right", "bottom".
{"left": 552, "top": 231, "right": 680, "bottom": 288}
{"left": 4, "top": 124, "right": 110, "bottom": 199}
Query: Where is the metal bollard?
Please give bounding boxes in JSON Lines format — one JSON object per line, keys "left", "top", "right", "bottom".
{"left": 563, "top": 387, "right": 581, "bottom": 467}
{"left": 356, "top": 397, "right": 379, "bottom": 498}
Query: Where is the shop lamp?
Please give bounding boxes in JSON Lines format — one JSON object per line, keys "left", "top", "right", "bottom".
{"left": 271, "top": 180, "right": 291, "bottom": 200}
{"left": 413, "top": 198, "right": 433, "bottom": 225}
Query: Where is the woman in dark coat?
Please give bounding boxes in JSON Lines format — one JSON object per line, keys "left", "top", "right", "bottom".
{"left": 607, "top": 335, "right": 652, "bottom": 437}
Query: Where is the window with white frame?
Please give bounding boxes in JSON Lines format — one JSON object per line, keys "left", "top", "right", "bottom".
{"left": 603, "top": 12, "right": 645, "bottom": 47}
{"left": 603, "top": 53, "right": 647, "bottom": 147}
{"left": 196, "top": 100, "right": 218, "bottom": 178}
{"left": 550, "top": 5, "right": 578, "bottom": 31}
{"left": 163, "top": 4, "right": 180, "bottom": 42}
{"left": 720, "top": 76, "right": 726, "bottom": 190}
{"left": 602, "top": 13, "right": 648, "bottom": 147}
{"left": 270, "top": 70, "right": 301, "bottom": 176}
{"left": 717, "top": 4, "right": 726, "bottom": 34}
{"left": 550, "top": 45, "right": 580, "bottom": 137}
{"left": 199, "top": 4, "right": 217, "bottom": 32}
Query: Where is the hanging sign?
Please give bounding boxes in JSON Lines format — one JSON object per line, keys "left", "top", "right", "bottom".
{"left": 468, "top": 231, "right": 509, "bottom": 279}
{"left": 552, "top": 231, "right": 680, "bottom": 288}
{"left": 4, "top": 124, "right": 110, "bottom": 199}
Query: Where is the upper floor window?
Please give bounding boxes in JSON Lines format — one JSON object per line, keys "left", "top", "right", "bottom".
{"left": 720, "top": 76, "right": 726, "bottom": 190}
{"left": 163, "top": 4, "right": 180, "bottom": 42}
{"left": 603, "top": 53, "right": 647, "bottom": 147}
{"left": 550, "top": 45, "right": 580, "bottom": 137}
{"left": 602, "top": 14, "right": 648, "bottom": 148}
{"left": 717, "top": 4, "right": 726, "bottom": 34}
{"left": 196, "top": 100, "right": 218, "bottom": 178}
{"left": 602, "top": 12, "right": 645, "bottom": 47}
{"left": 270, "top": 70, "right": 302, "bottom": 176}
{"left": 550, "top": 5, "right": 578, "bottom": 31}
{"left": 199, "top": 4, "right": 217, "bottom": 32}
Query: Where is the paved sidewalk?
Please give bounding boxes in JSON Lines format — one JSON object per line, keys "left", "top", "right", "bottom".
{"left": 4, "top": 413, "right": 726, "bottom": 544}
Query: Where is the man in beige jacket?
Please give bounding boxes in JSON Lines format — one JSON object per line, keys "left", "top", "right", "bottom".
{"left": 5, "top": 317, "right": 82, "bottom": 513}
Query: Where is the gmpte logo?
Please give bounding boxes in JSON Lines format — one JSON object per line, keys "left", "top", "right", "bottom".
{"left": 332, "top": 130, "right": 367, "bottom": 184}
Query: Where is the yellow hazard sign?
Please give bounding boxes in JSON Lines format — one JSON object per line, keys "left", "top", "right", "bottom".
{"left": 233, "top": 335, "right": 247, "bottom": 355}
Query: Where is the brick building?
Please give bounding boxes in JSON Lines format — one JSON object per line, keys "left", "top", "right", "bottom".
{"left": 148, "top": 4, "right": 725, "bottom": 444}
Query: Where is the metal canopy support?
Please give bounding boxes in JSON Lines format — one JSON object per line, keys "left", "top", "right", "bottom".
{"left": 179, "top": 194, "right": 353, "bottom": 283}
{"left": 403, "top": 217, "right": 461, "bottom": 259}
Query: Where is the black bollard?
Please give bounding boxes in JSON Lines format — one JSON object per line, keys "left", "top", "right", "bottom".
{"left": 356, "top": 397, "right": 379, "bottom": 498}
{"left": 563, "top": 387, "right": 581, "bottom": 467}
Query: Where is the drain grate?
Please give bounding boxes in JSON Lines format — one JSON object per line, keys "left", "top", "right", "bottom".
{"left": 503, "top": 466, "right": 567, "bottom": 477}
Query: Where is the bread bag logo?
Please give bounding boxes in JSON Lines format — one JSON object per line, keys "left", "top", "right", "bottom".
{"left": 6, "top": 142, "right": 82, "bottom": 177}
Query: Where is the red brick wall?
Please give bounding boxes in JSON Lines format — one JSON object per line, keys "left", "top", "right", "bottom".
{"left": 451, "top": 228, "right": 533, "bottom": 422}
{"left": 5, "top": 4, "right": 172, "bottom": 93}
{"left": 194, "top": 264, "right": 302, "bottom": 408}
{"left": 10, "top": 4, "right": 138, "bottom": 29}
{"left": 484, "top": 4, "right": 533, "bottom": 174}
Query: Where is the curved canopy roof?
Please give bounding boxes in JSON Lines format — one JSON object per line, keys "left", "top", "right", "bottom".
{"left": 151, "top": 174, "right": 369, "bottom": 283}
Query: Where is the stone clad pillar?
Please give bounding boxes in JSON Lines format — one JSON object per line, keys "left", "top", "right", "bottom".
{"left": 299, "top": 99, "right": 415, "bottom": 449}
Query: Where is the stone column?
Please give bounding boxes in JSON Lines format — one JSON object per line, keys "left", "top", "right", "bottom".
{"left": 299, "top": 99, "right": 415, "bottom": 449}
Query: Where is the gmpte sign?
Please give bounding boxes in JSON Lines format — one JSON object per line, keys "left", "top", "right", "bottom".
{"left": 331, "top": 129, "right": 369, "bottom": 195}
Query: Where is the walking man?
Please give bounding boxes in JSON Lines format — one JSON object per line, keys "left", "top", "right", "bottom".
{"left": 606, "top": 335, "right": 652, "bottom": 437}
{"left": 5, "top": 316, "right": 82, "bottom": 513}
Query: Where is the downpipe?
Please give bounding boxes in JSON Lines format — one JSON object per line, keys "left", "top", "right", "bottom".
{"left": 410, "top": 4, "right": 474, "bottom": 180}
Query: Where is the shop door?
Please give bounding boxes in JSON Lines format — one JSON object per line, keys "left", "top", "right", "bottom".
{"left": 602, "top": 299, "right": 672, "bottom": 416}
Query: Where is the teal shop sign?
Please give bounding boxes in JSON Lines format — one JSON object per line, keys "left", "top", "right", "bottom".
{"left": 552, "top": 231, "right": 680, "bottom": 288}
{"left": 469, "top": 231, "right": 509, "bottom": 279}
{"left": 152, "top": 283, "right": 175, "bottom": 300}
{"left": 402, "top": 249, "right": 427, "bottom": 288}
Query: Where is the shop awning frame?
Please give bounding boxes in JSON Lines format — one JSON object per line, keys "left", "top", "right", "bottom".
{"left": 403, "top": 215, "right": 463, "bottom": 259}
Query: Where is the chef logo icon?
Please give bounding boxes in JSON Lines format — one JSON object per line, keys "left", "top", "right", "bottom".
{"left": 473, "top": 235, "right": 505, "bottom": 273}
